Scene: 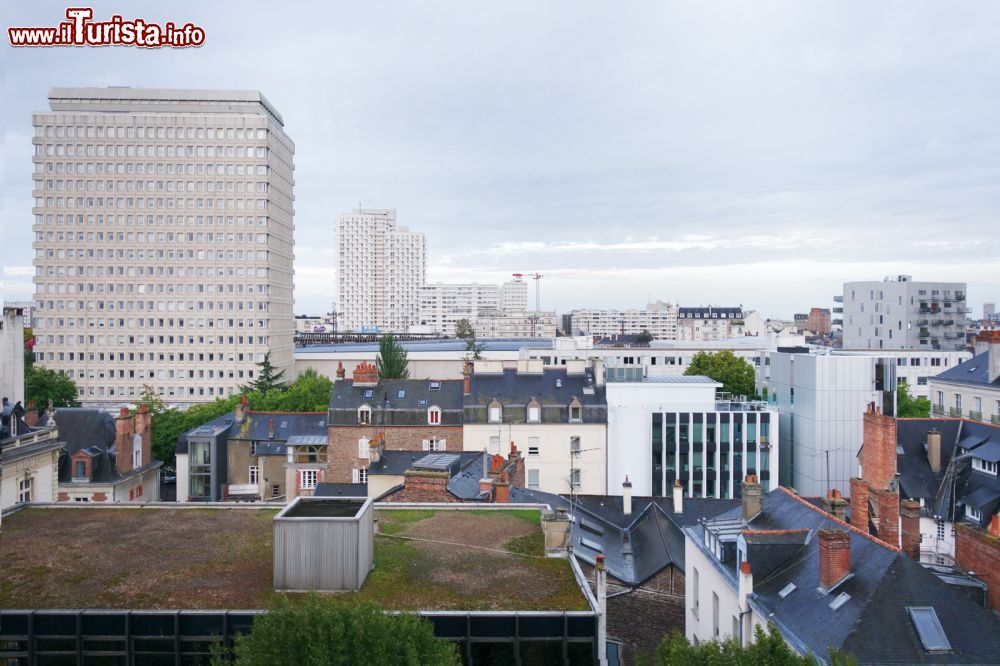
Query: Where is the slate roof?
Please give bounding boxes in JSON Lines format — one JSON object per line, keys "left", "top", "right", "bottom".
{"left": 328, "top": 379, "right": 464, "bottom": 426}
{"left": 932, "top": 351, "right": 999, "bottom": 388}
{"left": 178, "top": 410, "right": 327, "bottom": 454}
{"left": 53, "top": 408, "right": 161, "bottom": 484}
{"left": 687, "top": 488, "right": 1000, "bottom": 663}
{"left": 894, "top": 418, "right": 1000, "bottom": 527}
{"left": 313, "top": 483, "right": 368, "bottom": 497}
{"left": 509, "top": 488, "right": 738, "bottom": 585}
{"left": 464, "top": 368, "right": 607, "bottom": 425}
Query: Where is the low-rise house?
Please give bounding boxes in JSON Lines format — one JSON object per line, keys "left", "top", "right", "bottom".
{"left": 54, "top": 406, "right": 162, "bottom": 502}
{"left": 463, "top": 361, "right": 608, "bottom": 495}
{"left": 686, "top": 480, "right": 1000, "bottom": 663}
{"left": 178, "top": 397, "right": 327, "bottom": 501}
{"left": 0, "top": 420, "right": 61, "bottom": 512}
{"left": 327, "top": 362, "right": 464, "bottom": 486}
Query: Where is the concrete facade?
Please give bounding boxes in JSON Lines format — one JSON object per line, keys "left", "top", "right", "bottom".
{"left": 30, "top": 87, "right": 295, "bottom": 408}
{"left": 1, "top": 307, "right": 26, "bottom": 407}
{"left": 569, "top": 301, "right": 678, "bottom": 340}
{"left": 417, "top": 282, "right": 499, "bottom": 336}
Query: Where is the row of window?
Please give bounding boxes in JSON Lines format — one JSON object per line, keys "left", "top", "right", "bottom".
{"left": 37, "top": 125, "right": 268, "bottom": 141}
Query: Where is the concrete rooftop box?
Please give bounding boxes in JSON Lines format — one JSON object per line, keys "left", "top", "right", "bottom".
{"left": 273, "top": 496, "right": 374, "bottom": 592}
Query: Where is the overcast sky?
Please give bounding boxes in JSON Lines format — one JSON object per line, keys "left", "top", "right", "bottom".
{"left": 3, "top": 1, "right": 999, "bottom": 318}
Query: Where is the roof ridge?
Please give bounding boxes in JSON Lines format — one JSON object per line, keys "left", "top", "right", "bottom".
{"left": 246, "top": 410, "right": 326, "bottom": 415}
{"left": 774, "top": 486, "right": 900, "bottom": 552}
{"left": 742, "top": 528, "right": 809, "bottom": 535}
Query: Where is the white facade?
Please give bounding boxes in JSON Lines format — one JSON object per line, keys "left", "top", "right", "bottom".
{"left": 463, "top": 423, "right": 606, "bottom": 495}
{"left": 606, "top": 376, "right": 778, "bottom": 499}
{"left": 294, "top": 315, "right": 325, "bottom": 334}
{"left": 1, "top": 307, "right": 26, "bottom": 405}
{"left": 499, "top": 278, "right": 528, "bottom": 312}
{"left": 830, "top": 349, "right": 970, "bottom": 399}
{"left": 474, "top": 310, "right": 557, "bottom": 339}
{"left": 417, "top": 282, "right": 500, "bottom": 336}
{"left": 677, "top": 307, "right": 746, "bottom": 342}
{"left": 839, "top": 275, "right": 968, "bottom": 351}
{"left": 31, "top": 87, "right": 296, "bottom": 407}
{"left": 569, "top": 301, "right": 678, "bottom": 339}
{"left": 765, "top": 352, "right": 879, "bottom": 497}
{"left": 336, "top": 208, "right": 426, "bottom": 333}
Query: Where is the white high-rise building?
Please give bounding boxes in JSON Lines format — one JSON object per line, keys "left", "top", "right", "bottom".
{"left": 31, "top": 87, "right": 295, "bottom": 407}
{"left": 570, "top": 301, "right": 678, "bottom": 339}
{"left": 418, "top": 282, "right": 499, "bottom": 336}
{"left": 838, "top": 276, "right": 968, "bottom": 351}
{"left": 336, "top": 208, "right": 426, "bottom": 332}
{"left": 499, "top": 277, "right": 529, "bottom": 312}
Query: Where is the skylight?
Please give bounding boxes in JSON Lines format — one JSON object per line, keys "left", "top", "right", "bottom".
{"left": 907, "top": 607, "right": 951, "bottom": 653}
{"left": 397, "top": 389, "right": 406, "bottom": 399}
{"left": 429, "top": 381, "right": 441, "bottom": 390}
{"left": 829, "top": 592, "right": 851, "bottom": 611}
{"left": 579, "top": 537, "right": 603, "bottom": 552}
{"left": 778, "top": 583, "right": 796, "bottom": 598}
{"left": 418, "top": 399, "right": 427, "bottom": 407}
{"left": 363, "top": 389, "right": 374, "bottom": 399}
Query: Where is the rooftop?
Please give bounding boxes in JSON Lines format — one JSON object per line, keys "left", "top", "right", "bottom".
{"left": 933, "top": 351, "right": 999, "bottom": 388}
{"left": 0, "top": 507, "right": 586, "bottom": 612}
{"left": 296, "top": 338, "right": 552, "bottom": 354}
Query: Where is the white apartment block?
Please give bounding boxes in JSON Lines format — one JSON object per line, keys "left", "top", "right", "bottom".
{"left": 569, "top": 301, "right": 678, "bottom": 339}
{"left": 1, "top": 307, "right": 27, "bottom": 405}
{"left": 838, "top": 275, "right": 968, "bottom": 351}
{"left": 474, "top": 310, "right": 557, "bottom": 339}
{"left": 418, "top": 282, "right": 499, "bottom": 336}
{"left": 677, "top": 307, "right": 745, "bottom": 342}
{"left": 499, "top": 278, "right": 529, "bottom": 312}
{"left": 31, "top": 88, "right": 295, "bottom": 407}
{"left": 336, "top": 208, "right": 426, "bottom": 333}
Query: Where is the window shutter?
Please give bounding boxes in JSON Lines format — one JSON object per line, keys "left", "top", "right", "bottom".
{"left": 422, "top": 439, "right": 430, "bottom": 451}
{"left": 358, "top": 438, "right": 368, "bottom": 459}
{"left": 352, "top": 469, "right": 359, "bottom": 484}
{"left": 439, "top": 439, "right": 446, "bottom": 451}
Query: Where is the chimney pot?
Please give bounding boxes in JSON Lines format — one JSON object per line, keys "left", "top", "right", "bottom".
{"left": 139, "top": 403, "right": 149, "bottom": 414}
{"left": 927, "top": 429, "right": 942, "bottom": 474}
{"left": 119, "top": 407, "right": 130, "bottom": 417}
{"left": 741, "top": 476, "right": 763, "bottom": 521}
{"left": 740, "top": 561, "right": 752, "bottom": 575}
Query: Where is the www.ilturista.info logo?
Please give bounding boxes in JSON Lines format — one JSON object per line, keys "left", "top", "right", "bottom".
{"left": 8, "top": 8, "right": 205, "bottom": 48}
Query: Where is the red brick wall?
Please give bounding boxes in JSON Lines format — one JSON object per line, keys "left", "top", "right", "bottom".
{"left": 900, "top": 499, "right": 921, "bottom": 559}
{"left": 873, "top": 488, "right": 900, "bottom": 547}
{"left": 92, "top": 492, "right": 107, "bottom": 501}
{"left": 381, "top": 471, "right": 460, "bottom": 503}
{"left": 955, "top": 523, "right": 1000, "bottom": 611}
{"left": 57, "top": 492, "right": 69, "bottom": 502}
{"left": 819, "top": 528, "right": 851, "bottom": 589}
{"left": 849, "top": 477, "right": 869, "bottom": 532}
{"left": 861, "top": 407, "right": 897, "bottom": 491}
{"left": 327, "top": 425, "right": 463, "bottom": 483}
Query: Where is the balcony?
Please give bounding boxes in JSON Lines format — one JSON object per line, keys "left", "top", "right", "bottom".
{"left": 956, "top": 292, "right": 966, "bottom": 301}
{"left": 949, "top": 407, "right": 963, "bottom": 417}
{"left": 932, "top": 404, "right": 946, "bottom": 416}
{"left": 916, "top": 319, "right": 929, "bottom": 326}
{"left": 832, "top": 307, "right": 843, "bottom": 314}
{"left": 992, "top": 415, "right": 1000, "bottom": 426}
{"left": 969, "top": 411, "right": 984, "bottom": 422}
{"left": 833, "top": 295, "right": 844, "bottom": 303}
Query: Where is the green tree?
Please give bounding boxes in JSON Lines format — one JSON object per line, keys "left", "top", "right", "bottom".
{"left": 25, "top": 365, "right": 81, "bottom": 408}
{"left": 247, "top": 352, "right": 286, "bottom": 393}
{"left": 376, "top": 334, "right": 410, "bottom": 379}
{"left": 896, "top": 381, "right": 931, "bottom": 418}
{"left": 638, "top": 622, "right": 855, "bottom": 665}
{"left": 248, "top": 369, "right": 332, "bottom": 412}
{"left": 454, "top": 318, "right": 475, "bottom": 339}
{"left": 685, "top": 350, "right": 757, "bottom": 399}
{"left": 635, "top": 329, "right": 654, "bottom": 344}
{"left": 221, "top": 594, "right": 460, "bottom": 666}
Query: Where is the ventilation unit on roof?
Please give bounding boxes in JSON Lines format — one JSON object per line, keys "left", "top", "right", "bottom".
{"left": 829, "top": 592, "right": 851, "bottom": 611}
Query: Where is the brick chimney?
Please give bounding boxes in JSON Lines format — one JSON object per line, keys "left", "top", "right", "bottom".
{"left": 494, "top": 471, "right": 510, "bottom": 503}
{"left": 24, "top": 400, "right": 38, "bottom": 428}
{"left": 823, "top": 489, "right": 848, "bottom": 522}
{"left": 927, "top": 429, "right": 941, "bottom": 474}
{"left": 506, "top": 443, "right": 524, "bottom": 488}
{"left": 114, "top": 407, "right": 135, "bottom": 474}
{"left": 874, "top": 488, "right": 900, "bottom": 547}
{"left": 134, "top": 403, "right": 152, "bottom": 467}
{"left": 352, "top": 361, "right": 379, "bottom": 386}
{"left": 336, "top": 361, "right": 346, "bottom": 381}
{"left": 742, "top": 475, "right": 762, "bottom": 521}
{"left": 849, "top": 477, "right": 870, "bottom": 532}
{"left": 900, "top": 499, "right": 921, "bottom": 559}
{"left": 979, "top": 330, "right": 1000, "bottom": 384}
{"left": 818, "top": 528, "right": 851, "bottom": 591}
{"left": 861, "top": 404, "right": 897, "bottom": 491}
{"left": 463, "top": 360, "right": 471, "bottom": 395}
{"left": 235, "top": 394, "right": 248, "bottom": 422}
{"left": 990, "top": 513, "right": 1000, "bottom": 539}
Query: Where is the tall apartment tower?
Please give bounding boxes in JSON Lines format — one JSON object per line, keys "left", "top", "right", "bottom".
{"left": 418, "top": 282, "right": 499, "bottom": 336}
{"left": 336, "top": 208, "right": 426, "bottom": 332}
{"left": 31, "top": 88, "right": 295, "bottom": 407}
{"left": 499, "top": 277, "right": 528, "bottom": 312}
{"left": 837, "top": 276, "right": 968, "bottom": 351}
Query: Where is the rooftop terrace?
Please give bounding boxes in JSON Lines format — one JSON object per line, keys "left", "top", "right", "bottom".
{"left": 0, "top": 507, "right": 587, "bottom": 612}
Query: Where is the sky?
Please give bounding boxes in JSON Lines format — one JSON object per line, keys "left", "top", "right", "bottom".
{"left": 2, "top": 1, "right": 999, "bottom": 319}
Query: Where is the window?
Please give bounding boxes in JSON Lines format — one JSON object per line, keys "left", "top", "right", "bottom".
{"left": 249, "top": 442, "right": 257, "bottom": 455}
{"left": 363, "top": 388, "right": 374, "bottom": 399}
{"left": 570, "top": 436, "right": 581, "bottom": 455}
{"left": 692, "top": 567, "right": 700, "bottom": 617}
{"left": 712, "top": 592, "right": 719, "bottom": 638}
{"left": 428, "top": 406, "right": 441, "bottom": 425}
{"left": 249, "top": 465, "right": 259, "bottom": 485}
{"left": 271, "top": 484, "right": 281, "bottom": 498}
{"left": 489, "top": 403, "right": 502, "bottom": 423}
{"left": 358, "top": 405, "right": 371, "bottom": 425}
{"left": 527, "top": 403, "right": 541, "bottom": 423}
{"left": 528, "top": 469, "right": 540, "bottom": 489}
{"left": 569, "top": 402, "right": 582, "bottom": 422}
{"left": 358, "top": 468, "right": 368, "bottom": 484}
{"left": 489, "top": 436, "right": 501, "bottom": 453}
{"left": 907, "top": 607, "right": 952, "bottom": 653}
{"left": 955, "top": 394, "right": 961, "bottom": 409}
{"left": 423, "top": 438, "right": 447, "bottom": 452}
{"left": 972, "top": 458, "right": 998, "bottom": 475}
{"left": 299, "top": 469, "right": 318, "bottom": 490}
{"left": 429, "top": 381, "right": 441, "bottom": 390}
{"left": 74, "top": 460, "right": 87, "bottom": 478}
{"left": 936, "top": 518, "right": 945, "bottom": 540}
{"left": 358, "top": 438, "right": 370, "bottom": 459}
{"left": 18, "top": 478, "right": 32, "bottom": 503}
{"left": 133, "top": 433, "right": 142, "bottom": 469}
{"left": 937, "top": 391, "right": 944, "bottom": 407}
{"left": 570, "top": 468, "right": 581, "bottom": 488}
{"left": 528, "top": 446, "right": 540, "bottom": 456}
{"left": 296, "top": 446, "right": 321, "bottom": 463}
{"left": 967, "top": 505, "right": 982, "bottom": 522}
{"left": 397, "top": 389, "right": 406, "bottom": 399}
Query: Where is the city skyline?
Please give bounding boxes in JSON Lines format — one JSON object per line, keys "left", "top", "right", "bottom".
{"left": 3, "top": 1, "right": 1000, "bottom": 318}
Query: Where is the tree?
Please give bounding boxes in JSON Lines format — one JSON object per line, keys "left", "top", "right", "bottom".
{"left": 376, "top": 334, "right": 410, "bottom": 379}
{"left": 454, "top": 318, "right": 475, "bottom": 339}
{"left": 222, "top": 594, "right": 460, "bottom": 666}
{"left": 247, "top": 352, "right": 286, "bottom": 393}
{"left": 896, "top": 381, "right": 931, "bottom": 418}
{"left": 637, "top": 622, "right": 855, "bottom": 666}
{"left": 23, "top": 327, "right": 36, "bottom": 368}
{"left": 25, "top": 365, "right": 81, "bottom": 408}
{"left": 248, "top": 369, "right": 332, "bottom": 412}
{"left": 685, "top": 350, "right": 757, "bottom": 399}
{"left": 635, "top": 329, "right": 654, "bottom": 344}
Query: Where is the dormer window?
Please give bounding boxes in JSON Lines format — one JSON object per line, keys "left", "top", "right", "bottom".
{"left": 972, "top": 458, "right": 998, "bottom": 475}
{"left": 358, "top": 405, "right": 371, "bottom": 425}
{"left": 966, "top": 506, "right": 982, "bottom": 523}
{"left": 428, "top": 406, "right": 441, "bottom": 425}
{"left": 569, "top": 397, "right": 583, "bottom": 423}
{"left": 489, "top": 400, "right": 502, "bottom": 423}
{"left": 527, "top": 399, "right": 541, "bottom": 423}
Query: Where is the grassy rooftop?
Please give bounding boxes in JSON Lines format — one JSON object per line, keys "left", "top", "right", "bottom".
{"left": 0, "top": 507, "right": 587, "bottom": 612}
